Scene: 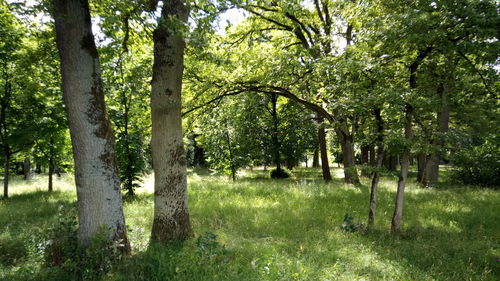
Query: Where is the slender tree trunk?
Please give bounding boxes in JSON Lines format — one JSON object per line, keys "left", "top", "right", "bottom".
{"left": 23, "top": 157, "right": 31, "bottom": 180}
{"left": 312, "top": 147, "right": 320, "bottom": 168}
{"left": 368, "top": 108, "right": 384, "bottom": 227}
{"left": 318, "top": 127, "right": 332, "bottom": 181}
{"left": 53, "top": 0, "right": 129, "bottom": 252}
{"left": 270, "top": 93, "right": 282, "bottom": 171}
{"left": 48, "top": 157, "right": 54, "bottom": 192}
{"left": 391, "top": 104, "right": 413, "bottom": 231}
{"left": 391, "top": 48, "right": 430, "bottom": 231}
{"left": 224, "top": 121, "right": 236, "bottom": 182}
{"left": 360, "top": 145, "right": 370, "bottom": 177}
{"left": 369, "top": 145, "right": 376, "bottom": 167}
{"left": 3, "top": 148, "right": 10, "bottom": 199}
{"left": 48, "top": 138, "right": 54, "bottom": 192}
{"left": 150, "top": 0, "right": 192, "bottom": 242}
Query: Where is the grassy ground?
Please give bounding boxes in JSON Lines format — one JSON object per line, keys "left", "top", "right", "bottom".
{"left": 0, "top": 168, "right": 498, "bottom": 280}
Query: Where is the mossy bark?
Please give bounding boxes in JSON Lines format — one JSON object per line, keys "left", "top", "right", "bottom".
{"left": 53, "top": 0, "right": 129, "bottom": 253}
{"left": 150, "top": 0, "right": 192, "bottom": 242}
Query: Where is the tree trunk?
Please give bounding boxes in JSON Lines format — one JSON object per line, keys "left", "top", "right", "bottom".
{"left": 3, "top": 148, "right": 10, "bottom": 199}
{"left": 312, "top": 147, "right": 320, "bottom": 168}
{"left": 150, "top": 0, "right": 192, "bottom": 242}
{"left": 426, "top": 82, "right": 451, "bottom": 185}
{"left": 338, "top": 131, "right": 360, "bottom": 184}
{"left": 391, "top": 104, "right": 413, "bottom": 231}
{"left": 318, "top": 127, "right": 332, "bottom": 181}
{"left": 416, "top": 152, "right": 426, "bottom": 183}
{"left": 48, "top": 157, "right": 54, "bottom": 192}
{"left": 369, "top": 146, "right": 376, "bottom": 167}
{"left": 23, "top": 157, "right": 31, "bottom": 180}
{"left": 270, "top": 93, "right": 282, "bottom": 171}
{"left": 391, "top": 48, "right": 429, "bottom": 231}
{"left": 368, "top": 108, "right": 384, "bottom": 227}
{"left": 53, "top": 0, "right": 129, "bottom": 252}
{"left": 360, "top": 145, "right": 370, "bottom": 177}
{"left": 224, "top": 121, "right": 236, "bottom": 182}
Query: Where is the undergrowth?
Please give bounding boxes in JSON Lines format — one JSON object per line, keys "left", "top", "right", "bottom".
{"left": 0, "top": 169, "right": 498, "bottom": 281}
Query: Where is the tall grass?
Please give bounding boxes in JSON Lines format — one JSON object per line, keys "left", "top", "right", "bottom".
{"left": 0, "top": 168, "right": 498, "bottom": 280}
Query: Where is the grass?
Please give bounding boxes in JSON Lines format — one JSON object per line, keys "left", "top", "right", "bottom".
{"left": 0, "top": 168, "right": 499, "bottom": 280}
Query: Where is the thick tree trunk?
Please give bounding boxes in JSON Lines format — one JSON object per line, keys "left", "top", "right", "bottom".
{"left": 312, "top": 147, "right": 320, "bottom": 168}
{"left": 23, "top": 157, "right": 31, "bottom": 180}
{"left": 318, "top": 127, "right": 332, "bottom": 181}
{"left": 53, "top": 0, "right": 129, "bottom": 252}
{"left": 368, "top": 108, "right": 384, "bottom": 227}
{"left": 3, "top": 148, "right": 10, "bottom": 199}
{"left": 391, "top": 104, "right": 413, "bottom": 231}
{"left": 150, "top": 0, "right": 192, "bottom": 242}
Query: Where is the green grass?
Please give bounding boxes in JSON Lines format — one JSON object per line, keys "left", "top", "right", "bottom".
{"left": 0, "top": 168, "right": 499, "bottom": 280}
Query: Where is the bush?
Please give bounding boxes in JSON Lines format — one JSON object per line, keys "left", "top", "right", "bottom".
{"left": 451, "top": 141, "right": 499, "bottom": 187}
{"left": 341, "top": 213, "right": 364, "bottom": 232}
{"left": 270, "top": 168, "right": 291, "bottom": 179}
{"left": 43, "top": 205, "right": 123, "bottom": 280}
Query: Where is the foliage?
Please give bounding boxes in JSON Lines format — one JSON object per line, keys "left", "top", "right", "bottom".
{"left": 340, "top": 213, "right": 364, "bottom": 232}
{"left": 43, "top": 205, "right": 123, "bottom": 280}
{"left": 195, "top": 232, "right": 227, "bottom": 263}
{"left": 451, "top": 140, "right": 500, "bottom": 187}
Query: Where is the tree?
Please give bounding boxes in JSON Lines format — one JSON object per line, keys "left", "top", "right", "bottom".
{"left": 149, "top": 0, "right": 192, "bottom": 242}
{"left": 52, "top": 0, "right": 129, "bottom": 251}
{"left": 0, "top": 2, "right": 36, "bottom": 198}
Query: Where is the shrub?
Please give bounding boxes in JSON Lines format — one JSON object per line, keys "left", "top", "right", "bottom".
{"left": 451, "top": 141, "right": 499, "bottom": 187}
{"left": 341, "top": 213, "right": 364, "bottom": 232}
{"left": 43, "top": 205, "right": 123, "bottom": 280}
{"left": 270, "top": 168, "right": 291, "bottom": 179}
{"left": 196, "top": 232, "right": 227, "bottom": 263}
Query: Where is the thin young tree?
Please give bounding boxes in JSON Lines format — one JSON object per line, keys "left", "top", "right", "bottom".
{"left": 52, "top": 0, "right": 130, "bottom": 251}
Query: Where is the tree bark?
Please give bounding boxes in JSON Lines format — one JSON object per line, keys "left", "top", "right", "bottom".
{"left": 312, "top": 147, "right": 320, "bottom": 168}
{"left": 360, "top": 145, "right": 370, "bottom": 177}
{"left": 426, "top": 82, "right": 451, "bottom": 184}
{"left": 150, "top": 0, "right": 192, "bottom": 242}
{"left": 391, "top": 104, "right": 413, "bottom": 231}
{"left": 369, "top": 145, "right": 376, "bottom": 167}
{"left": 337, "top": 130, "right": 360, "bottom": 184}
{"left": 3, "top": 147, "right": 10, "bottom": 199}
{"left": 416, "top": 152, "right": 426, "bottom": 183}
{"left": 23, "top": 157, "right": 31, "bottom": 180}
{"left": 391, "top": 47, "right": 430, "bottom": 231}
{"left": 368, "top": 108, "right": 384, "bottom": 227}
{"left": 270, "top": 93, "right": 282, "bottom": 171}
{"left": 318, "top": 127, "right": 332, "bottom": 181}
{"left": 48, "top": 157, "right": 54, "bottom": 192}
{"left": 53, "top": 0, "right": 129, "bottom": 252}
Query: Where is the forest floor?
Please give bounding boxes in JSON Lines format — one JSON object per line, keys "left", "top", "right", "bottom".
{"left": 0, "top": 167, "right": 499, "bottom": 281}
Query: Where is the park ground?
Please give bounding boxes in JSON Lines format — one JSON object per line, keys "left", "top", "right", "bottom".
{"left": 0, "top": 167, "right": 499, "bottom": 280}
